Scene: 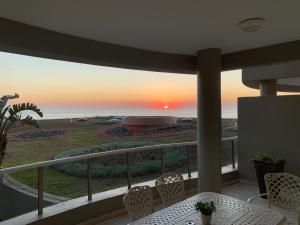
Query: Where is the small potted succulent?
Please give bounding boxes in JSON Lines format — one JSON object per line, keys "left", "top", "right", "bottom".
{"left": 250, "top": 152, "right": 285, "bottom": 198}
{"left": 195, "top": 201, "right": 216, "bottom": 225}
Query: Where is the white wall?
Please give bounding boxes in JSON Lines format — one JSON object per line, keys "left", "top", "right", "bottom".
{"left": 238, "top": 95, "right": 300, "bottom": 181}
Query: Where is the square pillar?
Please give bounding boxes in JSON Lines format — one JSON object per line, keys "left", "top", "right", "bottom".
{"left": 197, "top": 48, "right": 222, "bottom": 193}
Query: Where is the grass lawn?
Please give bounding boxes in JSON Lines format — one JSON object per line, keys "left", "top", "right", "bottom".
{"left": 4, "top": 118, "right": 236, "bottom": 199}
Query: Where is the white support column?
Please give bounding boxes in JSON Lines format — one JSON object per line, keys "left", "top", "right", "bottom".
{"left": 197, "top": 48, "right": 222, "bottom": 193}
{"left": 260, "top": 79, "right": 277, "bottom": 96}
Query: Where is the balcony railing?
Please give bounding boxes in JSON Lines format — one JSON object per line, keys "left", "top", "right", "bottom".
{"left": 0, "top": 136, "right": 237, "bottom": 216}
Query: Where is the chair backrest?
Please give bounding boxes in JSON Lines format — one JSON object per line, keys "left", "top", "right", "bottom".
{"left": 264, "top": 172, "right": 300, "bottom": 211}
{"left": 155, "top": 173, "right": 185, "bottom": 207}
{"left": 123, "top": 185, "right": 154, "bottom": 221}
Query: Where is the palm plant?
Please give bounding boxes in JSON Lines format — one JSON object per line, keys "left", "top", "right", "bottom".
{"left": 0, "top": 94, "right": 43, "bottom": 167}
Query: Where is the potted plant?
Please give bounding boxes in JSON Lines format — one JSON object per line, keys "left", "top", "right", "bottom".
{"left": 0, "top": 94, "right": 43, "bottom": 168}
{"left": 250, "top": 152, "right": 285, "bottom": 198}
{"left": 194, "top": 201, "right": 216, "bottom": 225}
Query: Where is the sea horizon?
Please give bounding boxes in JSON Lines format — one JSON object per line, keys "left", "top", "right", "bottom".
{"left": 27, "top": 104, "right": 237, "bottom": 120}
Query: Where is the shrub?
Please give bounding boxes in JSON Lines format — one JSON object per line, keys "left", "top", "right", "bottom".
{"left": 52, "top": 141, "right": 187, "bottom": 178}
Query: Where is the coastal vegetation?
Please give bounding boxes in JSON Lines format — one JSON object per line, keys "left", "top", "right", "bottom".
{"left": 53, "top": 141, "right": 188, "bottom": 178}
{"left": 4, "top": 118, "right": 236, "bottom": 198}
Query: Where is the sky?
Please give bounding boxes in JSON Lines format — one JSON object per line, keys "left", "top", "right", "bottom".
{"left": 0, "top": 52, "right": 259, "bottom": 117}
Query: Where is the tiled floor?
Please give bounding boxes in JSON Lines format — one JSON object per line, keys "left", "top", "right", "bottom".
{"left": 97, "top": 182, "right": 260, "bottom": 225}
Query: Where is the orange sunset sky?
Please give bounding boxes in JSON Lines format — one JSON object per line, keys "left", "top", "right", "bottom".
{"left": 1, "top": 52, "right": 259, "bottom": 112}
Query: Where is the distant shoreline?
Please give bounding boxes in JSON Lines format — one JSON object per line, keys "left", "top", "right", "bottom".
{"left": 36, "top": 116, "right": 237, "bottom": 122}
{"left": 25, "top": 105, "right": 237, "bottom": 120}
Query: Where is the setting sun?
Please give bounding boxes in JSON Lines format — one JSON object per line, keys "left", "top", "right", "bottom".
{"left": 164, "top": 105, "right": 169, "bottom": 110}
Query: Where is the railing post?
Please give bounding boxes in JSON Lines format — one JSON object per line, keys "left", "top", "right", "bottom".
{"left": 187, "top": 146, "right": 192, "bottom": 178}
{"left": 38, "top": 167, "right": 44, "bottom": 215}
{"left": 160, "top": 148, "right": 165, "bottom": 174}
{"left": 231, "top": 139, "right": 236, "bottom": 169}
{"left": 127, "top": 152, "right": 131, "bottom": 189}
{"left": 87, "top": 158, "right": 92, "bottom": 200}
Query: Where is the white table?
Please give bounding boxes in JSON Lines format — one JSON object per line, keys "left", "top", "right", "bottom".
{"left": 129, "top": 192, "right": 285, "bottom": 225}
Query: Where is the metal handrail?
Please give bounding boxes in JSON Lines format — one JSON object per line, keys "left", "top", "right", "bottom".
{"left": 0, "top": 136, "right": 238, "bottom": 216}
{"left": 0, "top": 136, "right": 237, "bottom": 175}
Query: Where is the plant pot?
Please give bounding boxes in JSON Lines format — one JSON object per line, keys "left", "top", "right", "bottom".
{"left": 201, "top": 214, "right": 212, "bottom": 225}
{"left": 254, "top": 160, "right": 285, "bottom": 199}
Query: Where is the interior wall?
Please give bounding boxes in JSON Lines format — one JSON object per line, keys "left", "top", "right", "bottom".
{"left": 238, "top": 95, "right": 300, "bottom": 181}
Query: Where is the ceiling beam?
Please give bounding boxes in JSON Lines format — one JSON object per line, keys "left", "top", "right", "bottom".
{"left": 221, "top": 41, "right": 300, "bottom": 71}
{"left": 242, "top": 79, "right": 300, "bottom": 92}
{"left": 0, "top": 17, "right": 300, "bottom": 74}
{"left": 0, "top": 17, "right": 196, "bottom": 74}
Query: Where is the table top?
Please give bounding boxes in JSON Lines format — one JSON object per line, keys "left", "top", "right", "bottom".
{"left": 129, "top": 192, "right": 285, "bottom": 225}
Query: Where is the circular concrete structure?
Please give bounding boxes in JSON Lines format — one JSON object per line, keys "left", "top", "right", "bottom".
{"left": 122, "top": 116, "right": 177, "bottom": 127}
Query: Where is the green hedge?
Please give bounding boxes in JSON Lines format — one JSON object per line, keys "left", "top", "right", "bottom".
{"left": 52, "top": 141, "right": 187, "bottom": 178}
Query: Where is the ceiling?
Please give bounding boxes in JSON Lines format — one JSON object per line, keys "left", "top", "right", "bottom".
{"left": 1, "top": 0, "right": 300, "bottom": 55}
{"left": 242, "top": 60, "right": 300, "bottom": 92}
{"left": 278, "top": 77, "right": 300, "bottom": 87}
{"left": 243, "top": 77, "right": 300, "bottom": 92}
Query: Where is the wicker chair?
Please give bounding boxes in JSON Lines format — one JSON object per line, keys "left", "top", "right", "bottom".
{"left": 155, "top": 173, "right": 185, "bottom": 207}
{"left": 123, "top": 185, "right": 154, "bottom": 221}
{"left": 247, "top": 173, "right": 300, "bottom": 225}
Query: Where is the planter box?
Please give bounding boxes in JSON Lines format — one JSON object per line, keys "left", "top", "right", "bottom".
{"left": 254, "top": 160, "right": 285, "bottom": 198}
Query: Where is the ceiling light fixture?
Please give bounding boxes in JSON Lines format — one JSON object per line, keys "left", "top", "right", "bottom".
{"left": 238, "top": 18, "right": 265, "bottom": 32}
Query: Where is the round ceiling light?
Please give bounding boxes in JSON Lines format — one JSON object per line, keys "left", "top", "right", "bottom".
{"left": 238, "top": 18, "right": 265, "bottom": 32}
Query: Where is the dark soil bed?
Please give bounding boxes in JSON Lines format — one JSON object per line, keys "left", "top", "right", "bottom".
{"left": 16, "top": 129, "right": 67, "bottom": 139}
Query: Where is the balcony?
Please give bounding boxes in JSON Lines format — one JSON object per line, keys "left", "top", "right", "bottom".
{"left": 1, "top": 1, "right": 300, "bottom": 224}
{"left": 0, "top": 137, "right": 238, "bottom": 224}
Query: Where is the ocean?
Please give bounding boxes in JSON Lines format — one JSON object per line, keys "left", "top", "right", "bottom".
{"left": 29, "top": 105, "right": 237, "bottom": 120}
